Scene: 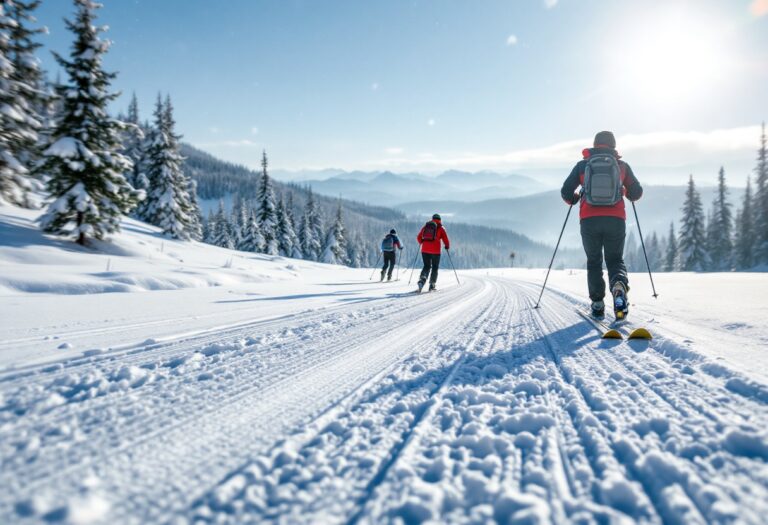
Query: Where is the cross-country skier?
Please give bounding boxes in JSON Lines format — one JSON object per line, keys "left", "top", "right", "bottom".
{"left": 380, "top": 229, "right": 403, "bottom": 281}
{"left": 560, "top": 131, "right": 643, "bottom": 319}
{"left": 416, "top": 214, "right": 450, "bottom": 292}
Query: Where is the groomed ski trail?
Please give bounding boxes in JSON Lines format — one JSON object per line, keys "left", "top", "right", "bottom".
{"left": 2, "top": 276, "right": 767, "bottom": 524}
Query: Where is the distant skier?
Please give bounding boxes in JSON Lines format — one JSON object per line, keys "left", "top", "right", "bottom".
{"left": 380, "top": 229, "right": 403, "bottom": 281}
{"left": 560, "top": 131, "right": 643, "bottom": 319}
{"left": 416, "top": 214, "right": 450, "bottom": 292}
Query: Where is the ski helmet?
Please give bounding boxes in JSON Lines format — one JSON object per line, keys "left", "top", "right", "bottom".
{"left": 432, "top": 213, "right": 441, "bottom": 221}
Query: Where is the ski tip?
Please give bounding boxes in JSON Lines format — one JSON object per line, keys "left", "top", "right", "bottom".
{"left": 602, "top": 329, "right": 623, "bottom": 340}
{"left": 628, "top": 328, "right": 652, "bottom": 340}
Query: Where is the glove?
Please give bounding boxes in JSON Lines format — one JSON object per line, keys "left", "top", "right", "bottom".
{"left": 570, "top": 192, "right": 581, "bottom": 205}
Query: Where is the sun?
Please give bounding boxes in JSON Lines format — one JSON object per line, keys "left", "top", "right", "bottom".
{"left": 612, "top": 8, "right": 730, "bottom": 105}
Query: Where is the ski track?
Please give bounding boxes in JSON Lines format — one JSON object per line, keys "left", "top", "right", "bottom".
{"left": 2, "top": 276, "right": 768, "bottom": 525}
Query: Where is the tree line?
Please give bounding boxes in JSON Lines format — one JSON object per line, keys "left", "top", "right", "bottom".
{"left": 623, "top": 126, "right": 767, "bottom": 273}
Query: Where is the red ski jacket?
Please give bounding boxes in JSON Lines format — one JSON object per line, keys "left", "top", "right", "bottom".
{"left": 560, "top": 147, "right": 643, "bottom": 220}
{"left": 417, "top": 219, "right": 450, "bottom": 255}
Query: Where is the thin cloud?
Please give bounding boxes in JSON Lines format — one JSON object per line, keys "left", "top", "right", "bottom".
{"left": 506, "top": 34, "right": 518, "bottom": 46}
{"left": 365, "top": 125, "right": 762, "bottom": 172}
{"left": 544, "top": 0, "right": 558, "bottom": 9}
{"left": 384, "top": 147, "right": 404, "bottom": 155}
{"left": 427, "top": 118, "right": 436, "bottom": 126}
{"left": 371, "top": 82, "right": 380, "bottom": 91}
{"left": 250, "top": 126, "right": 259, "bottom": 135}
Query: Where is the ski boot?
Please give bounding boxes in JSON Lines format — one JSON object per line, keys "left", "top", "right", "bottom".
{"left": 380, "top": 271, "right": 385, "bottom": 282}
{"left": 417, "top": 279, "right": 425, "bottom": 293}
{"left": 590, "top": 300, "right": 605, "bottom": 319}
{"left": 612, "top": 282, "right": 629, "bottom": 320}
{"left": 429, "top": 283, "right": 437, "bottom": 292}
{"left": 387, "top": 274, "right": 392, "bottom": 282}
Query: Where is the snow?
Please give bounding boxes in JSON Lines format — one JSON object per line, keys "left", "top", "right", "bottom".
{"left": 1, "top": 203, "right": 768, "bottom": 524}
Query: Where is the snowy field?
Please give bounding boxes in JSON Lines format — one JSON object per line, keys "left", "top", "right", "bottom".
{"left": 2, "top": 204, "right": 768, "bottom": 524}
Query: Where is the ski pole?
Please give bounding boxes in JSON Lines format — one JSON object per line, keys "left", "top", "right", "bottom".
{"left": 534, "top": 204, "right": 573, "bottom": 309}
{"left": 445, "top": 249, "right": 460, "bottom": 286}
{"left": 631, "top": 201, "right": 659, "bottom": 298}
{"left": 395, "top": 248, "right": 401, "bottom": 281}
{"left": 369, "top": 252, "right": 382, "bottom": 280}
{"left": 408, "top": 244, "right": 421, "bottom": 285}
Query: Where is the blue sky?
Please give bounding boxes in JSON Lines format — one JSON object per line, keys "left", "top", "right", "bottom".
{"left": 35, "top": 0, "right": 768, "bottom": 181}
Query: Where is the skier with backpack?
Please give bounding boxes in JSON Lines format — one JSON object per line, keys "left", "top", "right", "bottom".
{"left": 560, "top": 131, "right": 643, "bottom": 319}
{"left": 416, "top": 214, "right": 450, "bottom": 292}
{"left": 380, "top": 229, "right": 403, "bottom": 281}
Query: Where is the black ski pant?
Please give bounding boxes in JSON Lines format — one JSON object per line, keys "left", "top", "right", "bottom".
{"left": 381, "top": 251, "right": 396, "bottom": 278}
{"left": 580, "top": 216, "right": 628, "bottom": 302}
{"left": 419, "top": 253, "right": 441, "bottom": 285}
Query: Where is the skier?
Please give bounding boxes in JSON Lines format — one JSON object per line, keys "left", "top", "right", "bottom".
{"left": 380, "top": 229, "right": 403, "bottom": 281}
{"left": 560, "top": 131, "right": 643, "bottom": 319}
{"left": 416, "top": 214, "right": 450, "bottom": 292}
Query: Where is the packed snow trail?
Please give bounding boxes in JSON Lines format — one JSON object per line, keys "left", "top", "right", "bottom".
{"left": 1, "top": 277, "right": 767, "bottom": 524}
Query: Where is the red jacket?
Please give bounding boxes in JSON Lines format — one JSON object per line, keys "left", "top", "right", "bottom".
{"left": 417, "top": 219, "right": 450, "bottom": 254}
{"left": 560, "top": 147, "right": 643, "bottom": 220}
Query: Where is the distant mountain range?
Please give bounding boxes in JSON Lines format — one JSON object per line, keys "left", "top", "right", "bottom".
{"left": 271, "top": 169, "right": 551, "bottom": 205}
{"left": 395, "top": 185, "right": 746, "bottom": 249}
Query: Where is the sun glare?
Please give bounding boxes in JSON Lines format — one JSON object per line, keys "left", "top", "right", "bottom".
{"left": 614, "top": 9, "right": 730, "bottom": 105}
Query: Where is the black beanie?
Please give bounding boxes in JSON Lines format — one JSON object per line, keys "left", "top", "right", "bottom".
{"left": 390, "top": 229, "right": 396, "bottom": 234}
{"left": 432, "top": 213, "right": 441, "bottom": 221}
{"left": 594, "top": 131, "right": 616, "bottom": 149}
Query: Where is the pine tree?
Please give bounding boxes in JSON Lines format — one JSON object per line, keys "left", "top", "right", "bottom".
{"left": 707, "top": 167, "right": 733, "bottom": 271}
{"left": 664, "top": 222, "right": 678, "bottom": 272}
{"left": 734, "top": 177, "right": 755, "bottom": 270}
{"left": 256, "top": 150, "right": 278, "bottom": 255}
{"left": 7, "top": 0, "right": 46, "bottom": 168}
{"left": 187, "top": 178, "right": 203, "bottom": 241}
{"left": 275, "top": 196, "right": 299, "bottom": 257}
{"left": 0, "top": 2, "right": 39, "bottom": 206}
{"left": 212, "top": 199, "right": 233, "bottom": 249}
{"left": 37, "top": 0, "right": 140, "bottom": 244}
{"left": 121, "top": 92, "right": 144, "bottom": 188}
{"left": 678, "top": 175, "right": 707, "bottom": 271}
{"left": 754, "top": 122, "right": 768, "bottom": 264}
{"left": 203, "top": 208, "right": 215, "bottom": 244}
{"left": 142, "top": 94, "right": 198, "bottom": 239}
{"left": 284, "top": 193, "right": 302, "bottom": 259}
{"left": 646, "top": 231, "right": 662, "bottom": 272}
{"left": 300, "top": 207, "right": 321, "bottom": 261}
{"left": 322, "top": 200, "right": 349, "bottom": 264}
{"left": 239, "top": 209, "right": 265, "bottom": 253}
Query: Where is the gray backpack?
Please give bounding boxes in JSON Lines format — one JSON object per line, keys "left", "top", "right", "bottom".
{"left": 584, "top": 153, "right": 622, "bottom": 206}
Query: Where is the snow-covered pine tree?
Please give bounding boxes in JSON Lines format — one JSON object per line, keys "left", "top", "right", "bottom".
{"left": 733, "top": 177, "right": 754, "bottom": 270}
{"left": 187, "top": 178, "right": 203, "bottom": 241}
{"left": 142, "top": 94, "right": 198, "bottom": 239}
{"left": 322, "top": 200, "right": 349, "bottom": 265}
{"left": 646, "top": 231, "right": 662, "bottom": 272}
{"left": 300, "top": 207, "right": 321, "bottom": 261}
{"left": 37, "top": 0, "right": 140, "bottom": 244}
{"left": 754, "top": 122, "right": 768, "bottom": 264}
{"left": 7, "top": 0, "right": 47, "bottom": 170}
{"left": 307, "top": 188, "right": 324, "bottom": 253}
{"left": 678, "top": 175, "right": 707, "bottom": 271}
{"left": 256, "top": 150, "right": 279, "bottom": 255}
{"left": 707, "top": 167, "right": 733, "bottom": 271}
{"left": 275, "top": 197, "right": 295, "bottom": 257}
{"left": 664, "top": 222, "right": 678, "bottom": 272}
{"left": 203, "top": 208, "right": 215, "bottom": 244}
{"left": 212, "top": 199, "right": 234, "bottom": 249}
{"left": 121, "top": 92, "right": 144, "bottom": 188}
{"left": 284, "top": 193, "right": 302, "bottom": 259}
{"left": 0, "top": 2, "right": 38, "bottom": 207}
{"left": 239, "top": 208, "right": 265, "bottom": 253}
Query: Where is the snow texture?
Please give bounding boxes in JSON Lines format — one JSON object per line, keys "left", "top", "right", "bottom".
{"left": 1, "top": 204, "right": 767, "bottom": 524}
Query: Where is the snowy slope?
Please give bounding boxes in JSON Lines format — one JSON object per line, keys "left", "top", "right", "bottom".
{"left": 1, "top": 204, "right": 767, "bottom": 524}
